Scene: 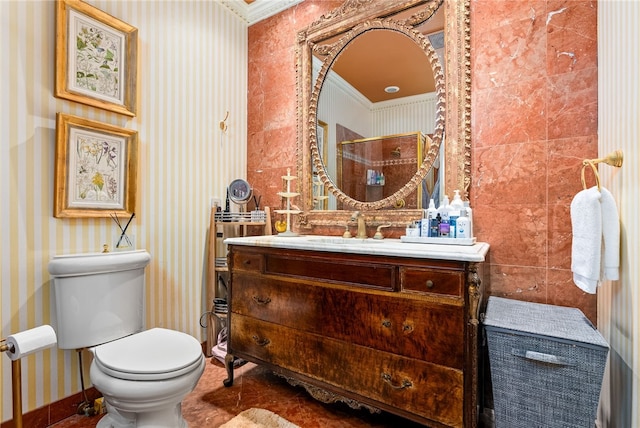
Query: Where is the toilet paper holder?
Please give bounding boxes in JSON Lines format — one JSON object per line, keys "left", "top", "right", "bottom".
{"left": 2, "top": 325, "right": 58, "bottom": 428}
{"left": 1, "top": 339, "right": 25, "bottom": 428}
{"left": 0, "top": 339, "right": 14, "bottom": 353}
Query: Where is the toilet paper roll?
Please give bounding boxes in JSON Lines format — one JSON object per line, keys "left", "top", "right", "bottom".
{"left": 5, "top": 325, "right": 57, "bottom": 361}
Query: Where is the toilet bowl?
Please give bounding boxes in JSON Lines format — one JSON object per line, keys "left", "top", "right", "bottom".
{"left": 90, "top": 328, "right": 205, "bottom": 428}
{"left": 48, "top": 250, "right": 205, "bottom": 428}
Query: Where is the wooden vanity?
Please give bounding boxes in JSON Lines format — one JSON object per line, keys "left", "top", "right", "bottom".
{"left": 223, "top": 236, "right": 489, "bottom": 428}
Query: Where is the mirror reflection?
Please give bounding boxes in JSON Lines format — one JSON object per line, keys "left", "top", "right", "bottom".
{"left": 333, "top": 131, "right": 439, "bottom": 210}
{"left": 312, "top": 6, "right": 445, "bottom": 210}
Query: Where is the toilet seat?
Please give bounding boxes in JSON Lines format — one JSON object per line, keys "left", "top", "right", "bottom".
{"left": 93, "top": 328, "right": 203, "bottom": 381}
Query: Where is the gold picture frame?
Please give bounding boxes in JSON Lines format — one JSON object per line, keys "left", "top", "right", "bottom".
{"left": 54, "top": 113, "right": 138, "bottom": 218}
{"left": 55, "top": 0, "right": 138, "bottom": 117}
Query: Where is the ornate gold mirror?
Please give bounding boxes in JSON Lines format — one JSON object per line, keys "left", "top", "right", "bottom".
{"left": 296, "top": 0, "right": 471, "bottom": 230}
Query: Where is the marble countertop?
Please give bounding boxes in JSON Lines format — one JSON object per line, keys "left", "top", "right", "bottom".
{"left": 224, "top": 235, "right": 490, "bottom": 262}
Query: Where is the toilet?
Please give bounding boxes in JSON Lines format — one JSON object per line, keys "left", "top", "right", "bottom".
{"left": 48, "top": 250, "right": 205, "bottom": 428}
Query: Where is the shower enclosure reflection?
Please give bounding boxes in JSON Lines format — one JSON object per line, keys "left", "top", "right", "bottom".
{"left": 333, "top": 131, "right": 440, "bottom": 210}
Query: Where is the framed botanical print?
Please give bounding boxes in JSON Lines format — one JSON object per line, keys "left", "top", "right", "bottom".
{"left": 55, "top": 0, "right": 138, "bottom": 116}
{"left": 54, "top": 113, "right": 138, "bottom": 218}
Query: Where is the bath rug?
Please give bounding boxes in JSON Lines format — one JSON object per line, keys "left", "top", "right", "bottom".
{"left": 219, "top": 408, "right": 300, "bottom": 428}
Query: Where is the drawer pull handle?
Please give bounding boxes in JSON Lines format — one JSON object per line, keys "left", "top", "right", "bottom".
{"left": 511, "top": 348, "right": 575, "bottom": 366}
{"left": 425, "top": 280, "right": 434, "bottom": 288}
{"left": 243, "top": 259, "right": 251, "bottom": 265}
{"left": 381, "top": 373, "right": 413, "bottom": 390}
{"left": 381, "top": 319, "right": 392, "bottom": 328}
{"left": 402, "top": 323, "right": 413, "bottom": 333}
{"left": 252, "top": 296, "right": 272, "bottom": 305}
{"left": 252, "top": 335, "right": 271, "bottom": 347}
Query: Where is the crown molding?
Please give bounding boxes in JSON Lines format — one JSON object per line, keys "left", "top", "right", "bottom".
{"left": 220, "top": 0, "right": 303, "bottom": 25}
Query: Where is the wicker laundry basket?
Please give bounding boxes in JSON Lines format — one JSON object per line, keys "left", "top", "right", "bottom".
{"left": 484, "top": 297, "right": 609, "bottom": 428}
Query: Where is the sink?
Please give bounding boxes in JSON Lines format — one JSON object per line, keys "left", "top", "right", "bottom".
{"left": 304, "top": 236, "right": 384, "bottom": 245}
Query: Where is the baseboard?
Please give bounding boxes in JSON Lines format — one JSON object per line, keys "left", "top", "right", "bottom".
{"left": 0, "top": 387, "right": 101, "bottom": 428}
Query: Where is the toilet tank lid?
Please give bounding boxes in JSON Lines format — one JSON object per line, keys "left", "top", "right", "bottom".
{"left": 48, "top": 250, "right": 151, "bottom": 277}
{"left": 93, "top": 328, "right": 203, "bottom": 379}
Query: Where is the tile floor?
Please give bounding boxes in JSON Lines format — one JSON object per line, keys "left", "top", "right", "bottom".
{"left": 49, "top": 357, "right": 431, "bottom": 427}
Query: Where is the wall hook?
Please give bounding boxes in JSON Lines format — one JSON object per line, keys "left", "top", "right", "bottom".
{"left": 219, "top": 111, "right": 229, "bottom": 133}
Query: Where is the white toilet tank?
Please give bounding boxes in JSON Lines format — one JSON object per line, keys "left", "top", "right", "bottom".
{"left": 48, "top": 250, "right": 151, "bottom": 350}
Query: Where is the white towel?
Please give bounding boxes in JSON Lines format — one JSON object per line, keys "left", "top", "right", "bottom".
{"left": 600, "top": 187, "right": 620, "bottom": 281}
{"left": 570, "top": 186, "right": 620, "bottom": 294}
{"left": 571, "top": 187, "right": 602, "bottom": 293}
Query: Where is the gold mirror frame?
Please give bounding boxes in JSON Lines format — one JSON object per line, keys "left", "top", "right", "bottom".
{"left": 296, "top": 0, "right": 471, "bottom": 229}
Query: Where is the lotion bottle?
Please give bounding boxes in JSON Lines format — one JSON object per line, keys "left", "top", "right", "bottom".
{"left": 456, "top": 208, "right": 470, "bottom": 239}
{"left": 463, "top": 201, "right": 474, "bottom": 238}
{"left": 425, "top": 199, "right": 437, "bottom": 237}
{"left": 438, "top": 195, "right": 450, "bottom": 221}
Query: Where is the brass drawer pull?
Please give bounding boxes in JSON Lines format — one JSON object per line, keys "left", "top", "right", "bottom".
{"left": 402, "top": 323, "right": 413, "bottom": 333}
{"left": 425, "top": 280, "right": 434, "bottom": 288}
{"left": 381, "top": 319, "right": 392, "bottom": 328}
{"left": 252, "top": 296, "right": 272, "bottom": 305}
{"left": 381, "top": 372, "right": 413, "bottom": 390}
{"left": 252, "top": 335, "right": 271, "bottom": 346}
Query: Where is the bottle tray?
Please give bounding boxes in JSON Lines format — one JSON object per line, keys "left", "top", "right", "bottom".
{"left": 400, "top": 236, "right": 477, "bottom": 246}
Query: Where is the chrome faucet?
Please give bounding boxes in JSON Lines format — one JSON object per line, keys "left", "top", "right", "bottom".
{"left": 351, "top": 211, "right": 367, "bottom": 239}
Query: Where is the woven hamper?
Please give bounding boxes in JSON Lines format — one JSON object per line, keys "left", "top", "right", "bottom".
{"left": 484, "top": 297, "right": 609, "bottom": 428}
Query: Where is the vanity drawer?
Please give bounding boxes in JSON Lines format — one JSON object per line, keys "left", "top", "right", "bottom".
{"left": 264, "top": 252, "right": 396, "bottom": 291}
{"left": 400, "top": 267, "right": 465, "bottom": 297}
{"left": 231, "top": 273, "right": 465, "bottom": 368}
{"left": 230, "top": 314, "right": 464, "bottom": 428}
{"left": 230, "top": 251, "right": 263, "bottom": 273}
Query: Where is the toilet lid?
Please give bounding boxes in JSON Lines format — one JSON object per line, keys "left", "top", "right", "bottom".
{"left": 93, "top": 328, "right": 203, "bottom": 381}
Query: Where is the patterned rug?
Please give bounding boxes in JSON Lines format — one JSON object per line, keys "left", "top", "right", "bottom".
{"left": 219, "top": 408, "right": 300, "bottom": 428}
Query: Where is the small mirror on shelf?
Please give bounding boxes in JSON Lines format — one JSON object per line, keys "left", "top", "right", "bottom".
{"left": 218, "top": 179, "right": 254, "bottom": 222}
{"left": 228, "top": 178, "right": 252, "bottom": 205}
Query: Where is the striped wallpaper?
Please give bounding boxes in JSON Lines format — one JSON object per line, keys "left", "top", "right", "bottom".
{"left": 597, "top": 2, "right": 639, "bottom": 427}
{"left": 2, "top": 0, "right": 638, "bottom": 425}
{"left": 0, "top": 0, "right": 248, "bottom": 422}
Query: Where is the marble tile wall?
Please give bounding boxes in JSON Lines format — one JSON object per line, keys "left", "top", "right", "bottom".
{"left": 247, "top": 0, "right": 343, "bottom": 213}
{"left": 247, "top": 0, "right": 598, "bottom": 321}
{"left": 472, "top": 0, "right": 598, "bottom": 321}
